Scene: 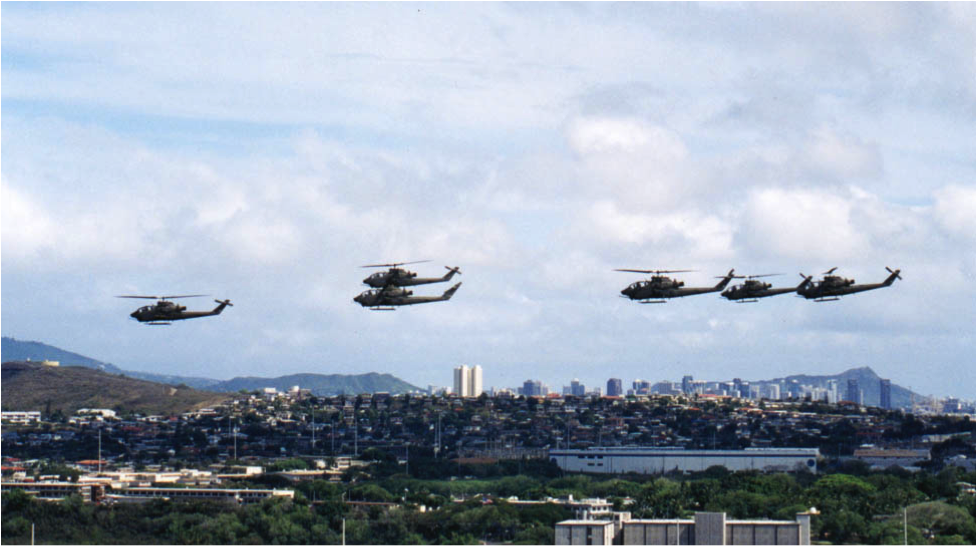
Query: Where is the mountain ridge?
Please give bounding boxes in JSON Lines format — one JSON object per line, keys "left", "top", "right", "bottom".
{"left": 2, "top": 336, "right": 421, "bottom": 395}
{"left": 1, "top": 361, "right": 230, "bottom": 415}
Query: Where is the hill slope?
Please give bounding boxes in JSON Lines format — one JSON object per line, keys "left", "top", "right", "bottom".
{"left": 209, "top": 372, "right": 421, "bottom": 396}
{"left": 2, "top": 336, "right": 219, "bottom": 388}
{"left": 2, "top": 337, "right": 421, "bottom": 395}
{"left": 1, "top": 361, "right": 231, "bottom": 415}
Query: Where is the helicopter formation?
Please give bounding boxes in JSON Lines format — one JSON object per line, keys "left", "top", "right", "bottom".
{"left": 118, "top": 263, "right": 901, "bottom": 323}
{"left": 354, "top": 261, "right": 462, "bottom": 311}
{"left": 617, "top": 267, "right": 902, "bottom": 304}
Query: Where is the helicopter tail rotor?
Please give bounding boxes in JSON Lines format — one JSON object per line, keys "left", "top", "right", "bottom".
{"left": 884, "top": 267, "right": 902, "bottom": 285}
{"left": 212, "top": 299, "right": 233, "bottom": 314}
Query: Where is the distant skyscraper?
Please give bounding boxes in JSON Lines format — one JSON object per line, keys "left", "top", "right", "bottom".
{"left": 453, "top": 364, "right": 482, "bottom": 397}
{"left": 682, "top": 375, "right": 694, "bottom": 395}
{"left": 454, "top": 365, "right": 470, "bottom": 397}
{"left": 469, "top": 365, "right": 483, "bottom": 397}
{"left": 607, "top": 378, "right": 623, "bottom": 397}
{"left": 879, "top": 379, "right": 891, "bottom": 410}
{"left": 633, "top": 379, "right": 652, "bottom": 395}
{"left": 846, "top": 379, "right": 860, "bottom": 404}
{"left": 568, "top": 378, "right": 586, "bottom": 397}
{"left": 522, "top": 379, "right": 543, "bottom": 397}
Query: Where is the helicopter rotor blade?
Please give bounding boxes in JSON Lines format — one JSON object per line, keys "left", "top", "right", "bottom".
{"left": 823, "top": 267, "right": 838, "bottom": 275}
{"left": 361, "top": 260, "right": 432, "bottom": 269}
{"left": 735, "top": 273, "right": 784, "bottom": 279}
{"left": 614, "top": 269, "right": 696, "bottom": 274}
{"left": 116, "top": 294, "right": 208, "bottom": 300}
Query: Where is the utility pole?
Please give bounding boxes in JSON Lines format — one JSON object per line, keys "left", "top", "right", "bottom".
{"left": 354, "top": 421, "right": 358, "bottom": 456}
{"left": 97, "top": 428, "right": 102, "bottom": 475}
{"left": 903, "top": 507, "right": 908, "bottom": 545}
{"left": 342, "top": 518, "right": 346, "bottom": 546}
{"left": 311, "top": 409, "right": 316, "bottom": 454}
{"left": 233, "top": 418, "right": 238, "bottom": 460}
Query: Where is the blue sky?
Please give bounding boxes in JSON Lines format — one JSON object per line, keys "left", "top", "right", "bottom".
{"left": 2, "top": 2, "right": 974, "bottom": 399}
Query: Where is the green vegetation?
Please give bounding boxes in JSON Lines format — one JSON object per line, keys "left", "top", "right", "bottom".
{"left": 3, "top": 463, "right": 973, "bottom": 545}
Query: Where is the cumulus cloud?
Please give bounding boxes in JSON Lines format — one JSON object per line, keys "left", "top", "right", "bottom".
{"left": 1, "top": 2, "right": 973, "bottom": 397}
{"left": 932, "top": 184, "right": 976, "bottom": 239}
{"left": 741, "top": 187, "right": 868, "bottom": 261}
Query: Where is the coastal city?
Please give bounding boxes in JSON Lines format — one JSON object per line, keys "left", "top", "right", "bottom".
{"left": 3, "top": 359, "right": 974, "bottom": 544}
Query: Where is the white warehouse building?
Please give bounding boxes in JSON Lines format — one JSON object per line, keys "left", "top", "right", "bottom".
{"left": 549, "top": 448, "right": 820, "bottom": 475}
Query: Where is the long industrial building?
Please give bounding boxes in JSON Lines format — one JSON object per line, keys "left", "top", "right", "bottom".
{"left": 548, "top": 448, "right": 820, "bottom": 474}
{"left": 556, "top": 511, "right": 815, "bottom": 545}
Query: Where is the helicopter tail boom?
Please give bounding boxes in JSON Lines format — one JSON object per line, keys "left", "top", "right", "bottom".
{"left": 883, "top": 267, "right": 902, "bottom": 286}
{"left": 713, "top": 269, "right": 736, "bottom": 290}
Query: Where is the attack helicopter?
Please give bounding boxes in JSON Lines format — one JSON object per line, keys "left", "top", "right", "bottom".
{"left": 354, "top": 283, "right": 462, "bottom": 311}
{"left": 796, "top": 267, "right": 902, "bottom": 302}
{"left": 616, "top": 268, "right": 736, "bottom": 303}
{"left": 117, "top": 295, "right": 233, "bottom": 325}
{"left": 721, "top": 274, "right": 812, "bottom": 302}
{"left": 361, "top": 261, "right": 462, "bottom": 288}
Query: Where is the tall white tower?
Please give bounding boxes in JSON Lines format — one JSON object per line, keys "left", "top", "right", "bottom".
{"left": 469, "top": 365, "right": 483, "bottom": 397}
{"left": 453, "top": 365, "right": 470, "bottom": 397}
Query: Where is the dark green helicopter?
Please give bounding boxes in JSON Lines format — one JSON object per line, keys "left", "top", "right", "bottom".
{"left": 797, "top": 267, "right": 901, "bottom": 302}
{"left": 617, "top": 268, "right": 736, "bottom": 303}
{"left": 361, "top": 260, "right": 461, "bottom": 288}
{"left": 721, "top": 273, "right": 812, "bottom": 302}
{"left": 117, "top": 295, "right": 233, "bottom": 325}
{"left": 354, "top": 283, "right": 462, "bottom": 311}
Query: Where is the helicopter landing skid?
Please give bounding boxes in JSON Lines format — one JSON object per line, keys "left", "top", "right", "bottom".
{"left": 639, "top": 300, "right": 668, "bottom": 304}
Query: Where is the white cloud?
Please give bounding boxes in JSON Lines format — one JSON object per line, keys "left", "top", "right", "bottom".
{"left": 742, "top": 187, "right": 867, "bottom": 261}
{"left": 804, "top": 125, "right": 883, "bottom": 181}
{"left": 1, "top": 181, "right": 57, "bottom": 262}
{"left": 584, "top": 200, "right": 734, "bottom": 261}
{"left": 932, "top": 184, "right": 976, "bottom": 239}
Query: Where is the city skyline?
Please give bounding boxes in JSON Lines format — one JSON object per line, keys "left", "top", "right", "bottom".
{"left": 2, "top": 3, "right": 974, "bottom": 400}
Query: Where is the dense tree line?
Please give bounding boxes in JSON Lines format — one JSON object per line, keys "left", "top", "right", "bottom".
{"left": 3, "top": 461, "right": 974, "bottom": 544}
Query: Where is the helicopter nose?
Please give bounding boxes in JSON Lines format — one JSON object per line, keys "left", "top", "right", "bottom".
{"left": 130, "top": 311, "right": 138, "bottom": 319}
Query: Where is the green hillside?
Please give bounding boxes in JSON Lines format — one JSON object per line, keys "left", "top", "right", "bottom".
{"left": 1, "top": 361, "right": 231, "bottom": 415}
{"left": 209, "top": 372, "right": 421, "bottom": 395}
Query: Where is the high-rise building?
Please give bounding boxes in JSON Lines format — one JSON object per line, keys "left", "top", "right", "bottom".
{"left": 453, "top": 364, "right": 483, "bottom": 397}
{"left": 846, "top": 379, "right": 860, "bottom": 404}
{"left": 879, "top": 379, "right": 891, "bottom": 410}
{"left": 606, "top": 378, "right": 623, "bottom": 397}
{"left": 469, "top": 365, "right": 483, "bottom": 398}
{"left": 633, "top": 379, "right": 652, "bottom": 395}
{"left": 522, "top": 379, "right": 544, "bottom": 397}
{"left": 568, "top": 378, "right": 586, "bottom": 397}
{"left": 682, "top": 375, "right": 694, "bottom": 395}
{"left": 454, "top": 365, "right": 470, "bottom": 397}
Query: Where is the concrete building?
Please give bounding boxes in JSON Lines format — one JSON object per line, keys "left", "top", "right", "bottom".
{"left": 1, "top": 411, "right": 42, "bottom": 424}
{"left": 556, "top": 511, "right": 815, "bottom": 545}
{"left": 682, "top": 375, "right": 694, "bottom": 395}
{"left": 453, "top": 365, "right": 483, "bottom": 398}
{"left": 879, "top": 379, "right": 892, "bottom": 410}
{"left": 852, "top": 448, "right": 930, "bottom": 469}
{"left": 522, "top": 379, "right": 546, "bottom": 397}
{"left": 607, "top": 379, "right": 623, "bottom": 397}
{"left": 549, "top": 448, "right": 820, "bottom": 475}
{"left": 845, "top": 379, "right": 861, "bottom": 405}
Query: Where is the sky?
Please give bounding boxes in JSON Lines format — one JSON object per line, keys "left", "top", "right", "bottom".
{"left": 2, "top": 2, "right": 974, "bottom": 399}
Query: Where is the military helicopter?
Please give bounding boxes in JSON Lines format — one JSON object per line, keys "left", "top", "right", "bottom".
{"left": 796, "top": 267, "right": 902, "bottom": 302}
{"left": 616, "top": 268, "right": 736, "bottom": 303}
{"left": 117, "top": 294, "right": 233, "bottom": 325}
{"left": 721, "top": 273, "right": 812, "bottom": 302}
{"left": 361, "top": 260, "right": 462, "bottom": 288}
{"left": 354, "top": 283, "right": 462, "bottom": 311}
